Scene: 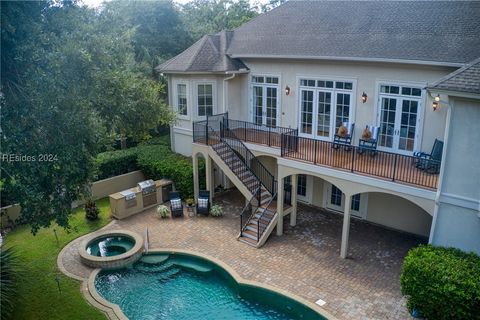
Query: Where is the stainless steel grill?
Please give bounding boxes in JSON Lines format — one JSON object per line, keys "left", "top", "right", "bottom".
{"left": 137, "top": 180, "right": 156, "bottom": 195}
{"left": 138, "top": 180, "right": 157, "bottom": 207}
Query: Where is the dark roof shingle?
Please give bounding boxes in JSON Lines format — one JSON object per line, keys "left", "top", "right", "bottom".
{"left": 429, "top": 58, "right": 480, "bottom": 95}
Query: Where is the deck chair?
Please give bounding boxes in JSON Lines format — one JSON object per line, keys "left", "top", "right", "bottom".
{"left": 196, "top": 190, "right": 210, "bottom": 216}
{"left": 169, "top": 191, "right": 184, "bottom": 217}
{"left": 413, "top": 139, "right": 444, "bottom": 174}
{"left": 358, "top": 125, "right": 380, "bottom": 156}
{"left": 333, "top": 122, "right": 355, "bottom": 150}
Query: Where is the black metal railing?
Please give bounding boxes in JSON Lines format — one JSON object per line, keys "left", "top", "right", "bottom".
{"left": 280, "top": 132, "right": 438, "bottom": 189}
{"left": 240, "top": 187, "right": 261, "bottom": 234}
{"left": 257, "top": 192, "right": 277, "bottom": 241}
{"left": 227, "top": 119, "right": 297, "bottom": 148}
{"left": 221, "top": 124, "right": 276, "bottom": 195}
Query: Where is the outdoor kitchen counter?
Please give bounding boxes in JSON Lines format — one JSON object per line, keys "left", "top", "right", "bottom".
{"left": 109, "top": 179, "right": 173, "bottom": 219}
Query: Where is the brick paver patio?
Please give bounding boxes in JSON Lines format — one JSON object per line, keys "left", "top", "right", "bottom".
{"left": 60, "top": 189, "right": 425, "bottom": 320}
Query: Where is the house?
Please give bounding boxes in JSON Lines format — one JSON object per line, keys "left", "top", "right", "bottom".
{"left": 157, "top": 1, "right": 480, "bottom": 256}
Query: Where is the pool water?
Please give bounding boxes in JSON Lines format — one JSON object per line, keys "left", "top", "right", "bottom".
{"left": 86, "top": 236, "right": 135, "bottom": 257}
{"left": 95, "top": 253, "right": 325, "bottom": 320}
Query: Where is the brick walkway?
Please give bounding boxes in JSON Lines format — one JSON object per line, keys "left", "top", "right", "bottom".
{"left": 60, "top": 189, "right": 424, "bottom": 320}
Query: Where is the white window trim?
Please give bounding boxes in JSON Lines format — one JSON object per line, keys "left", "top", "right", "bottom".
{"left": 173, "top": 80, "right": 190, "bottom": 120}
{"left": 374, "top": 80, "right": 426, "bottom": 155}
{"left": 248, "top": 73, "right": 282, "bottom": 126}
{"left": 296, "top": 75, "right": 357, "bottom": 141}
{"left": 322, "top": 181, "right": 368, "bottom": 219}
{"left": 193, "top": 80, "right": 217, "bottom": 119}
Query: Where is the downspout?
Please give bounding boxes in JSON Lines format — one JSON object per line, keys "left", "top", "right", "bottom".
{"left": 428, "top": 93, "right": 452, "bottom": 244}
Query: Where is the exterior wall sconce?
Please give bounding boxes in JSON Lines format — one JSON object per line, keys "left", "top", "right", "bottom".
{"left": 285, "top": 85, "right": 291, "bottom": 96}
{"left": 433, "top": 94, "right": 440, "bottom": 111}
{"left": 361, "top": 92, "right": 368, "bottom": 103}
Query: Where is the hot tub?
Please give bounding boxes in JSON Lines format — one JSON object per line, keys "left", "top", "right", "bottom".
{"left": 79, "top": 230, "right": 143, "bottom": 269}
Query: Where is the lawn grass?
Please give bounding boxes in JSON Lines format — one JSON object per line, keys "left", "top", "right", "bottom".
{"left": 4, "top": 198, "right": 112, "bottom": 320}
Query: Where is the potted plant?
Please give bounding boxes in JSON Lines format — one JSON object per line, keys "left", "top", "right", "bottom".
{"left": 156, "top": 204, "right": 170, "bottom": 219}
{"left": 185, "top": 198, "right": 195, "bottom": 208}
{"left": 85, "top": 200, "right": 99, "bottom": 221}
{"left": 210, "top": 204, "right": 223, "bottom": 217}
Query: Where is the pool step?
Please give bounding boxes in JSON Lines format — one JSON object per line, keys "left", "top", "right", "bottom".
{"left": 139, "top": 254, "right": 169, "bottom": 265}
{"left": 157, "top": 267, "right": 181, "bottom": 282}
{"left": 135, "top": 261, "right": 175, "bottom": 274}
{"left": 173, "top": 260, "right": 213, "bottom": 273}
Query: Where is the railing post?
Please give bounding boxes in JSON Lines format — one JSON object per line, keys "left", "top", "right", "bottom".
{"left": 268, "top": 126, "right": 271, "bottom": 147}
{"left": 351, "top": 146, "right": 355, "bottom": 173}
{"left": 314, "top": 139, "right": 318, "bottom": 164}
{"left": 244, "top": 122, "right": 247, "bottom": 140}
{"left": 205, "top": 125, "right": 209, "bottom": 145}
{"left": 392, "top": 153, "right": 398, "bottom": 182}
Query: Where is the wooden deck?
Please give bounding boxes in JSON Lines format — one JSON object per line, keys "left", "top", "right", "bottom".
{"left": 195, "top": 128, "right": 438, "bottom": 190}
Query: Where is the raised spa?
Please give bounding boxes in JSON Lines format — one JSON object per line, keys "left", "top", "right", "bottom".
{"left": 79, "top": 230, "right": 143, "bottom": 269}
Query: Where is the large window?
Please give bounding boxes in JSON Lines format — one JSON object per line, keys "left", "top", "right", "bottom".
{"left": 297, "top": 174, "right": 307, "bottom": 197}
{"left": 197, "top": 84, "right": 213, "bottom": 117}
{"left": 251, "top": 75, "right": 279, "bottom": 127}
{"left": 299, "top": 78, "right": 354, "bottom": 140}
{"left": 176, "top": 83, "right": 187, "bottom": 116}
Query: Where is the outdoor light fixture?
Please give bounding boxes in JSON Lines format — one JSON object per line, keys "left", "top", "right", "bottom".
{"left": 361, "top": 92, "right": 368, "bottom": 103}
{"left": 432, "top": 101, "right": 439, "bottom": 111}
{"left": 434, "top": 94, "right": 440, "bottom": 102}
{"left": 285, "top": 85, "right": 291, "bottom": 96}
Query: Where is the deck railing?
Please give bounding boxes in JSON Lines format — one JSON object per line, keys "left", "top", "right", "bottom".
{"left": 281, "top": 132, "right": 438, "bottom": 189}
{"left": 193, "top": 116, "right": 438, "bottom": 190}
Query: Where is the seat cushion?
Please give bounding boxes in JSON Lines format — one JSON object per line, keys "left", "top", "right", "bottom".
{"left": 198, "top": 198, "right": 208, "bottom": 208}
{"left": 171, "top": 199, "right": 182, "bottom": 210}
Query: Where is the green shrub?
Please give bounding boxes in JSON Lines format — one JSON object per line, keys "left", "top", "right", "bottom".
{"left": 1, "top": 247, "right": 21, "bottom": 320}
{"left": 139, "top": 135, "right": 171, "bottom": 147}
{"left": 400, "top": 245, "right": 480, "bottom": 320}
{"left": 136, "top": 145, "right": 203, "bottom": 199}
{"left": 95, "top": 148, "right": 139, "bottom": 180}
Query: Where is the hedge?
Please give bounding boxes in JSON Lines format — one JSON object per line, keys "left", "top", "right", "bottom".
{"left": 95, "top": 148, "right": 139, "bottom": 180}
{"left": 95, "top": 136, "right": 205, "bottom": 199}
{"left": 400, "top": 245, "right": 480, "bottom": 320}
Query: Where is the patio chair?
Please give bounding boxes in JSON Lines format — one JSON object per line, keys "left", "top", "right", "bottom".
{"left": 413, "top": 139, "right": 444, "bottom": 174}
{"left": 169, "top": 191, "right": 184, "bottom": 217}
{"left": 196, "top": 190, "right": 210, "bottom": 216}
{"left": 358, "top": 125, "right": 380, "bottom": 156}
{"left": 333, "top": 122, "right": 355, "bottom": 150}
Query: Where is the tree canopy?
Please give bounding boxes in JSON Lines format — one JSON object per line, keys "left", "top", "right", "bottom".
{"left": 1, "top": 0, "right": 264, "bottom": 233}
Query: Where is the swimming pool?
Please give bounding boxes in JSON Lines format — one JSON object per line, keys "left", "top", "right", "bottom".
{"left": 94, "top": 252, "right": 327, "bottom": 319}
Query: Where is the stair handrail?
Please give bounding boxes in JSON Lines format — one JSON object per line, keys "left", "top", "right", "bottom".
{"left": 207, "top": 126, "right": 262, "bottom": 193}
{"left": 240, "top": 186, "right": 262, "bottom": 233}
{"left": 257, "top": 191, "right": 278, "bottom": 241}
{"left": 220, "top": 123, "right": 276, "bottom": 195}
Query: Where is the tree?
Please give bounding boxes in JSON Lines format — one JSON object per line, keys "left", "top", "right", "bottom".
{"left": 1, "top": 1, "right": 174, "bottom": 233}
{"left": 180, "top": 0, "right": 258, "bottom": 41}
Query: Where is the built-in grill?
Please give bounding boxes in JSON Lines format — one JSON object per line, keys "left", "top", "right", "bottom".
{"left": 138, "top": 180, "right": 157, "bottom": 207}
{"left": 120, "top": 190, "right": 137, "bottom": 208}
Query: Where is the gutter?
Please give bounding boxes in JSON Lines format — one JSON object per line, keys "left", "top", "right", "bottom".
{"left": 227, "top": 54, "right": 465, "bottom": 68}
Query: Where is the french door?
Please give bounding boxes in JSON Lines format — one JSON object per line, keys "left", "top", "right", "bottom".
{"left": 324, "top": 182, "right": 366, "bottom": 219}
{"left": 251, "top": 76, "right": 279, "bottom": 127}
{"left": 299, "top": 89, "right": 351, "bottom": 141}
{"left": 377, "top": 95, "right": 421, "bottom": 154}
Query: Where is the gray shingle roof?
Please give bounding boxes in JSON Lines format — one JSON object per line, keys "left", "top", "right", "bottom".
{"left": 228, "top": 0, "right": 480, "bottom": 65}
{"left": 156, "top": 31, "right": 247, "bottom": 73}
{"left": 428, "top": 58, "right": 480, "bottom": 95}
{"left": 157, "top": 1, "right": 480, "bottom": 73}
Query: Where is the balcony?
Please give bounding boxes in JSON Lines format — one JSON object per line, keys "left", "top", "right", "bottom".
{"left": 193, "top": 116, "right": 439, "bottom": 190}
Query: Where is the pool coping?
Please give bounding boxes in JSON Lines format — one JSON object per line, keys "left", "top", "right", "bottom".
{"left": 84, "top": 248, "right": 337, "bottom": 320}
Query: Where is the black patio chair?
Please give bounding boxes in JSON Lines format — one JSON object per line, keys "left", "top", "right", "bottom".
{"left": 196, "top": 190, "right": 210, "bottom": 216}
{"left": 333, "top": 122, "right": 355, "bottom": 150}
{"left": 358, "top": 125, "right": 380, "bottom": 156}
{"left": 413, "top": 139, "right": 444, "bottom": 174}
{"left": 169, "top": 191, "right": 184, "bottom": 217}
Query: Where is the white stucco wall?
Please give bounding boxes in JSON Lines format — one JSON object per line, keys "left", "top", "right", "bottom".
{"left": 236, "top": 59, "right": 455, "bottom": 151}
{"left": 432, "top": 97, "right": 480, "bottom": 254}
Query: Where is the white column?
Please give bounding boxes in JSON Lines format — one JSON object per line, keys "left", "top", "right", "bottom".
{"left": 340, "top": 193, "right": 352, "bottom": 259}
{"left": 206, "top": 156, "right": 214, "bottom": 203}
{"left": 193, "top": 154, "right": 199, "bottom": 202}
{"left": 290, "top": 174, "right": 298, "bottom": 226}
{"left": 276, "top": 176, "right": 284, "bottom": 236}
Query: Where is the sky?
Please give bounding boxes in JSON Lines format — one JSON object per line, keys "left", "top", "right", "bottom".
{"left": 81, "top": 0, "right": 270, "bottom": 8}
